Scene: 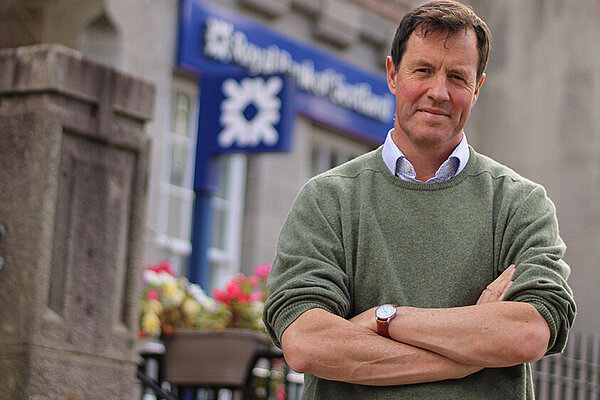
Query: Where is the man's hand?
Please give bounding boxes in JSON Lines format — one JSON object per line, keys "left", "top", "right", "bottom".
{"left": 476, "top": 264, "right": 515, "bottom": 305}
{"left": 351, "top": 265, "right": 516, "bottom": 333}
{"left": 349, "top": 306, "right": 378, "bottom": 331}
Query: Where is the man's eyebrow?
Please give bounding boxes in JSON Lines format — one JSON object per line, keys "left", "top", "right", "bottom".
{"left": 407, "top": 59, "right": 435, "bottom": 68}
{"left": 448, "top": 66, "right": 470, "bottom": 75}
{"left": 409, "top": 59, "right": 474, "bottom": 75}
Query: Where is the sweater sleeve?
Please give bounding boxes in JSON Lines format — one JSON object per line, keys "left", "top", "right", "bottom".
{"left": 498, "top": 183, "right": 577, "bottom": 355}
{"left": 262, "top": 179, "right": 351, "bottom": 348}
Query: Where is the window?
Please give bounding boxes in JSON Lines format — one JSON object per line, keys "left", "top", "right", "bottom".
{"left": 156, "top": 84, "right": 198, "bottom": 275}
{"left": 310, "top": 142, "right": 357, "bottom": 176}
{"left": 207, "top": 154, "right": 247, "bottom": 291}
{"left": 309, "top": 124, "right": 371, "bottom": 177}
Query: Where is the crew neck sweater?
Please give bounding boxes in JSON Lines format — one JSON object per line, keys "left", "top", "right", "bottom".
{"left": 263, "top": 146, "right": 576, "bottom": 400}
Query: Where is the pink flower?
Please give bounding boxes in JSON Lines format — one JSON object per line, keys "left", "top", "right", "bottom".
{"left": 276, "top": 385, "right": 286, "bottom": 400}
{"left": 249, "top": 290, "right": 265, "bottom": 302}
{"left": 254, "top": 263, "right": 271, "bottom": 279}
{"left": 146, "top": 289, "right": 160, "bottom": 301}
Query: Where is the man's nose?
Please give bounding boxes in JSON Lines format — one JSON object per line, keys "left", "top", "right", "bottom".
{"left": 427, "top": 74, "right": 450, "bottom": 102}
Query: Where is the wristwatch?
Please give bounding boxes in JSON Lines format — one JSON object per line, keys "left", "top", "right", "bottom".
{"left": 375, "top": 304, "right": 397, "bottom": 337}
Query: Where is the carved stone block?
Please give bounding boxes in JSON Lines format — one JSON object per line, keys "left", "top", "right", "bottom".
{"left": 0, "top": 44, "right": 153, "bottom": 400}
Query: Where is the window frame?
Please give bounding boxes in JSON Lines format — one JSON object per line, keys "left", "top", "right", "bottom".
{"left": 207, "top": 154, "right": 247, "bottom": 291}
{"left": 155, "top": 79, "right": 199, "bottom": 267}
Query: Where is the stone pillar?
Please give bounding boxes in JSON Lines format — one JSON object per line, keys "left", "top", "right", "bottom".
{"left": 0, "top": 44, "right": 154, "bottom": 399}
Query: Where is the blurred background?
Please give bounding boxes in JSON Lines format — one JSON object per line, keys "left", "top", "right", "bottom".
{"left": 0, "top": 0, "right": 598, "bottom": 398}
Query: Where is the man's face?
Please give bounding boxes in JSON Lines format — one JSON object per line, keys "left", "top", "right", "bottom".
{"left": 387, "top": 28, "right": 485, "bottom": 152}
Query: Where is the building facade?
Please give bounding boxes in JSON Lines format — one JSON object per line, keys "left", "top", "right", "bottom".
{"left": 1, "top": 0, "right": 597, "bottom": 362}
{"left": 0, "top": 0, "right": 408, "bottom": 289}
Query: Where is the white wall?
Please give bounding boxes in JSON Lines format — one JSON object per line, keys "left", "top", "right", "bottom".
{"left": 468, "top": 0, "right": 600, "bottom": 335}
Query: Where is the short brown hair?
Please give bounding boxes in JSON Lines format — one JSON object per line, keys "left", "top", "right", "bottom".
{"left": 390, "top": 0, "right": 491, "bottom": 81}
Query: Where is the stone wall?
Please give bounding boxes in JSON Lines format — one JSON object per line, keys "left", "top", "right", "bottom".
{"left": 0, "top": 45, "right": 153, "bottom": 399}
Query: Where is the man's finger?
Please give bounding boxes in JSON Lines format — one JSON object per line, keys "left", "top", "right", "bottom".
{"left": 495, "top": 264, "right": 516, "bottom": 297}
{"left": 487, "top": 264, "right": 515, "bottom": 291}
{"left": 498, "top": 280, "right": 513, "bottom": 300}
{"left": 477, "top": 265, "right": 516, "bottom": 305}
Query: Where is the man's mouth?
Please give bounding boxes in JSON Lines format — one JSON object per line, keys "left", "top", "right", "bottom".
{"left": 418, "top": 107, "right": 450, "bottom": 117}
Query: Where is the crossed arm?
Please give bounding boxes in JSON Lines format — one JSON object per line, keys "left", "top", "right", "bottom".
{"left": 280, "top": 265, "right": 551, "bottom": 386}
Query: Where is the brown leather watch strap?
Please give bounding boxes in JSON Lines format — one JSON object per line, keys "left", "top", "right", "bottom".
{"left": 376, "top": 318, "right": 390, "bottom": 337}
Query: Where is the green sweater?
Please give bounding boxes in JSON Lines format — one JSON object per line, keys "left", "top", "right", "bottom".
{"left": 263, "top": 146, "right": 576, "bottom": 399}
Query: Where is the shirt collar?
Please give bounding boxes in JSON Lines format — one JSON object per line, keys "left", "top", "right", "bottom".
{"left": 382, "top": 129, "right": 470, "bottom": 183}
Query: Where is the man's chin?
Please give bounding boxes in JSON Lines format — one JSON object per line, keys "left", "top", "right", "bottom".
{"left": 408, "top": 131, "right": 462, "bottom": 150}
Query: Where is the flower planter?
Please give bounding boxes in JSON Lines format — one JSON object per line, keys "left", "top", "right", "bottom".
{"left": 163, "top": 329, "right": 271, "bottom": 388}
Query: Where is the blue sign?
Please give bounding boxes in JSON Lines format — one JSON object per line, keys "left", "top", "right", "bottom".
{"left": 198, "top": 73, "right": 295, "bottom": 154}
{"left": 194, "top": 72, "right": 295, "bottom": 191}
{"left": 178, "top": 0, "right": 394, "bottom": 144}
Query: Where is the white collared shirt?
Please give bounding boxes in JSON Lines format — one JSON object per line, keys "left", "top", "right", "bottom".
{"left": 381, "top": 129, "right": 470, "bottom": 183}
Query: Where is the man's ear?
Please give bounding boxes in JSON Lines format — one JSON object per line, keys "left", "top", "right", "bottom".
{"left": 386, "top": 56, "right": 397, "bottom": 94}
{"left": 472, "top": 73, "right": 486, "bottom": 106}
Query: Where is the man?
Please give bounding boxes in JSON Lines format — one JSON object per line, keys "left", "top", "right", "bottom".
{"left": 263, "top": 1, "right": 576, "bottom": 398}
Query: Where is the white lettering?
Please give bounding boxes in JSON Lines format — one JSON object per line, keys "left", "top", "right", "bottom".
{"left": 203, "top": 17, "right": 393, "bottom": 122}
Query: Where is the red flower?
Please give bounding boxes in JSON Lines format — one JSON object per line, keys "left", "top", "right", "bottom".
{"left": 209, "top": 265, "right": 272, "bottom": 332}
{"left": 226, "top": 280, "right": 243, "bottom": 299}
{"left": 213, "top": 288, "right": 230, "bottom": 304}
{"left": 146, "top": 260, "right": 176, "bottom": 276}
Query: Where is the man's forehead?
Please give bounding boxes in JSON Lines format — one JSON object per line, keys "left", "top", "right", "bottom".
{"left": 407, "top": 26, "right": 478, "bottom": 54}
{"left": 404, "top": 28, "right": 479, "bottom": 75}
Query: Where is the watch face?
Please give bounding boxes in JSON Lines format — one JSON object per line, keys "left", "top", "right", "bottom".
{"left": 376, "top": 304, "right": 396, "bottom": 319}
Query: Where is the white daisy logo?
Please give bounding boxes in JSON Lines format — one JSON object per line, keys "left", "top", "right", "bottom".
{"left": 204, "top": 17, "right": 233, "bottom": 62}
{"left": 218, "top": 76, "right": 283, "bottom": 148}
